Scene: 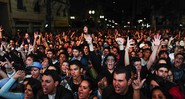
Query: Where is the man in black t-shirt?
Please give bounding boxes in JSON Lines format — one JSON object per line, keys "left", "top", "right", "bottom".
{"left": 102, "top": 66, "right": 146, "bottom": 99}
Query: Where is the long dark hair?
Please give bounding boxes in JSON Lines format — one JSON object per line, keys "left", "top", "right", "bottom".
{"left": 26, "top": 78, "right": 42, "bottom": 98}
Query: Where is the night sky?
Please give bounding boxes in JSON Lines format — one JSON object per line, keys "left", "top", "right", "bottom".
{"left": 69, "top": 0, "right": 185, "bottom": 27}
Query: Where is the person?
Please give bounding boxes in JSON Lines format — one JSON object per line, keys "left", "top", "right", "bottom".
{"left": 78, "top": 79, "right": 98, "bottom": 99}
{"left": 155, "top": 64, "right": 169, "bottom": 80}
{"left": 41, "top": 56, "right": 49, "bottom": 73}
{"left": 94, "top": 74, "right": 109, "bottom": 99}
{"left": 25, "top": 54, "right": 35, "bottom": 67}
{"left": 27, "top": 62, "right": 42, "bottom": 81}
{"left": 101, "top": 47, "right": 110, "bottom": 66}
{"left": 23, "top": 33, "right": 34, "bottom": 45}
{"left": 24, "top": 78, "right": 42, "bottom": 99}
{"left": 0, "top": 70, "right": 42, "bottom": 99}
{"left": 171, "top": 53, "right": 185, "bottom": 84}
{"left": 38, "top": 70, "right": 73, "bottom": 99}
{"left": 102, "top": 66, "right": 146, "bottom": 99}
{"left": 70, "top": 46, "right": 89, "bottom": 72}
{"left": 46, "top": 49, "right": 58, "bottom": 65}
{"left": 102, "top": 53, "right": 117, "bottom": 84}
{"left": 154, "top": 63, "right": 175, "bottom": 91}
{"left": 151, "top": 86, "right": 169, "bottom": 99}
{"left": 60, "top": 60, "right": 70, "bottom": 79}
{"left": 67, "top": 60, "right": 85, "bottom": 97}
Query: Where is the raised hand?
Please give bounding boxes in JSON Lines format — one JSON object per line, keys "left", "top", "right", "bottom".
{"left": 34, "top": 32, "right": 38, "bottom": 39}
{"left": 84, "top": 34, "right": 92, "bottom": 45}
{"left": 169, "top": 36, "right": 174, "bottom": 41}
{"left": 125, "top": 37, "right": 134, "bottom": 50}
{"left": 115, "top": 37, "right": 124, "bottom": 45}
{"left": 132, "top": 72, "right": 146, "bottom": 90}
{"left": 152, "top": 34, "right": 161, "bottom": 46}
{"left": 12, "top": 70, "right": 25, "bottom": 79}
{"left": 3, "top": 58, "right": 14, "bottom": 69}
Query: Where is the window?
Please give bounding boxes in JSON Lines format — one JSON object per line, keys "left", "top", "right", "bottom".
{"left": 34, "top": 1, "right": 40, "bottom": 12}
{"left": 17, "top": 0, "right": 24, "bottom": 10}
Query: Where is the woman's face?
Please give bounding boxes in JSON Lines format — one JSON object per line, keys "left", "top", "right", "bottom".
{"left": 152, "top": 89, "right": 166, "bottom": 99}
{"left": 83, "top": 26, "right": 88, "bottom": 33}
{"left": 78, "top": 80, "right": 92, "bottom": 99}
{"left": 42, "top": 58, "right": 49, "bottom": 69}
{"left": 25, "top": 33, "right": 29, "bottom": 39}
{"left": 60, "top": 62, "right": 69, "bottom": 73}
{"left": 24, "top": 84, "right": 34, "bottom": 99}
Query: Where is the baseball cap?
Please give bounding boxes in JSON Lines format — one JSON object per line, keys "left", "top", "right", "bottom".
{"left": 27, "top": 62, "right": 42, "bottom": 70}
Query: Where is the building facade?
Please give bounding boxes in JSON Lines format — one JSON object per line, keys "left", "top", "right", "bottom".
{"left": 0, "top": 0, "right": 69, "bottom": 34}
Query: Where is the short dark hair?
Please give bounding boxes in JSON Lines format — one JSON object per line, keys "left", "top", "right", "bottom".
{"left": 69, "top": 60, "right": 83, "bottom": 69}
{"left": 43, "top": 70, "right": 61, "bottom": 82}
{"left": 175, "top": 53, "right": 184, "bottom": 61}
{"left": 113, "top": 66, "right": 131, "bottom": 81}
{"left": 158, "top": 50, "right": 169, "bottom": 57}
{"left": 143, "top": 48, "right": 152, "bottom": 54}
{"left": 155, "top": 63, "right": 169, "bottom": 71}
{"left": 131, "top": 57, "right": 141, "bottom": 66}
{"left": 72, "top": 46, "right": 82, "bottom": 52}
{"left": 47, "top": 49, "right": 55, "bottom": 55}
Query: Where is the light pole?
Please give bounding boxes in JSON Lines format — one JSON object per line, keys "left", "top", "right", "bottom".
{"left": 46, "top": 0, "right": 51, "bottom": 32}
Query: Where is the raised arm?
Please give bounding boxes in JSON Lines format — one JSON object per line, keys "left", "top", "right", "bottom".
{"left": 146, "top": 34, "right": 161, "bottom": 70}
{"left": 124, "top": 37, "right": 134, "bottom": 66}
{"left": 0, "top": 70, "right": 25, "bottom": 99}
{"left": 115, "top": 37, "right": 125, "bottom": 66}
{"left": 84, "top": 34, "right": 101, "bottom": 75}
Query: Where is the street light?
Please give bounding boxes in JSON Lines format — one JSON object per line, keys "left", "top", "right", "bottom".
{"left": 70, "top": 16, "right": 75, "bottom": 20}
{"left": 100, "top": 15, "right": 104, "bottom": 19}
{"left": 89, "top": 10, "right": 95, "bottom": 15}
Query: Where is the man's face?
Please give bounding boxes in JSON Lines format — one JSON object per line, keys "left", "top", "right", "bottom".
{"left": 174, "top": 54, "right": 184, "bottom": 68}
{"left": 73, "top": 49, "right": 80, "bottom": 58}
{"left": 113, "top": 73, "right": 130, "bottom": 95}
{"left": 111, "top": 48, "right": 118, "bottom": 55}
{"left": 25, "top": 57, "right": 33, "bottom": 67}
{"left": 42, "top": 75, "right": 58, "bottom": 95}
{"left": 156, "top": 67, "right": 168, "bottom": 79}
{"left": 106, "top": 56, "right": 115, "bottom": 70}
{"left": 31, "top": 67, "right": 40, "bottom": 79}
{"left": 103, "top": 49, "right": 109, "bottom": 56}
{"left": 143, "top": 50, "right": 151, "bottom": 58}
{"left": 70, "top": 64, "right": 82, "bottom": 80}
{"left": 98, "top": 77, "right": 108, "bottom": 90}
{"left": 59, "top": 54, "right": 67, "bottom": 63}
{"left": 83, "top": 46, "right": 89, "bottom": 54}
{"left": 47, "top": 51, "right": 53, "bottom": 59}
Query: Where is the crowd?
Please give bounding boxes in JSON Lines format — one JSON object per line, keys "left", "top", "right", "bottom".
{"left": 0, "top": 25, "right": 185, "bottom": 99}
